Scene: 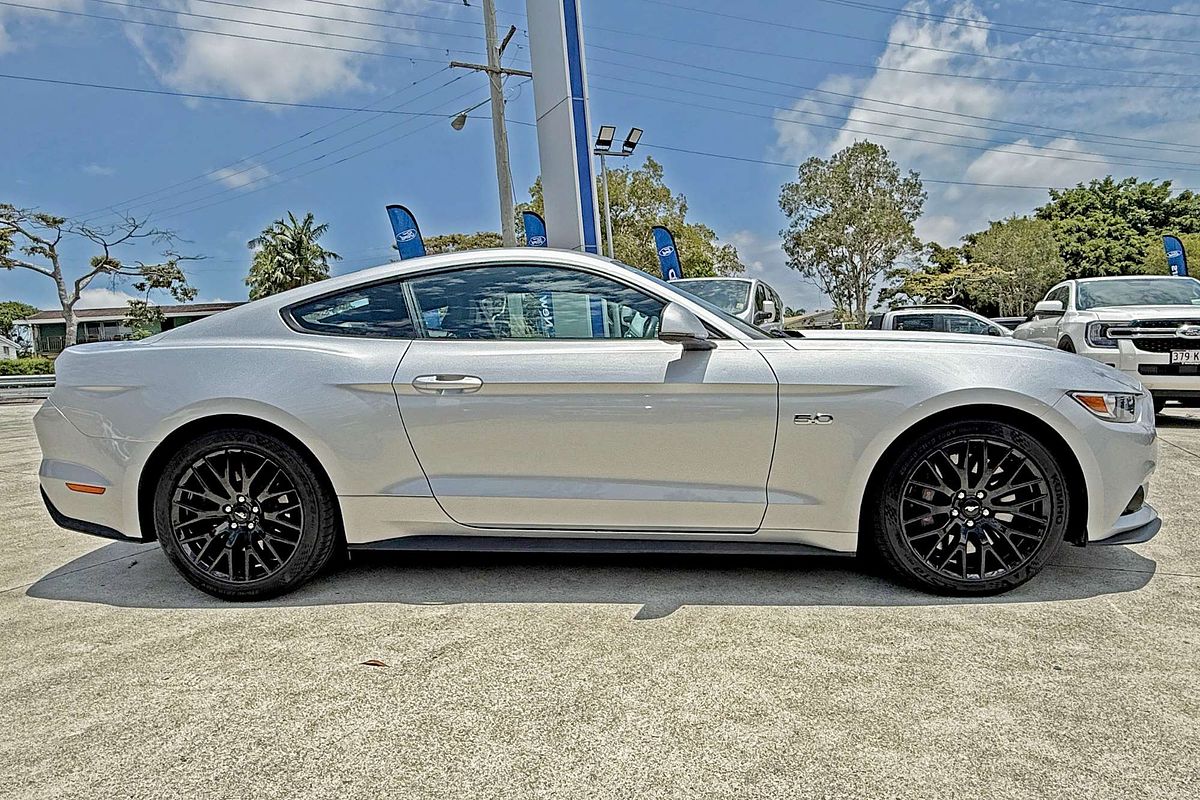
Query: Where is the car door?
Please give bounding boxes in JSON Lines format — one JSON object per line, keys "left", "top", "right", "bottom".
{"left": 391, "top": 262, "right": 778, "bottom": 533}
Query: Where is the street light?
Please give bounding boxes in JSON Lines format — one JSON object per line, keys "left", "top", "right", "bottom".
{"left": 450, "top": 97, "right": 492, "bottom": 131}
{"left": 594, "top": 125, "right": 643, "bottom": 259}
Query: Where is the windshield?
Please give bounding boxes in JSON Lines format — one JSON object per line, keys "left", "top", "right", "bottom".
{"left": 1077, "top": 278, "right": 1200, "bottom": 310}
{"left": 671, "top": 279, "right": 752, "bottom": 314}
{"left": 606, "top": 262, "right": 771, "bottom": 339}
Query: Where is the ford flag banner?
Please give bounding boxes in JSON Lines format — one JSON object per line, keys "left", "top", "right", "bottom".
{"left": 652, "top": 225, "right": 682, "bottom": 280}
{"left": 386, "top": 204, "right": 426, "bottom": 260}
{"left": 523, "top": 211, "right": 549, "bottom": 247}
{"left": 1164, "top": 235, "right": 1189, "bottom": 277}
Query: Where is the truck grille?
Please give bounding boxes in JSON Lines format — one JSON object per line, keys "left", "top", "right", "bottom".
{"left": 1106, "top": 318, "right": 1200, "bottom": 352}
{"left": 1139, "top": 364, "right": 1200, "bottom": 376}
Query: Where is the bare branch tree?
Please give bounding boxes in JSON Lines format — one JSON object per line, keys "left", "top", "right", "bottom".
{"left": 0, "top": 205, "right": 201, "bottom": 348}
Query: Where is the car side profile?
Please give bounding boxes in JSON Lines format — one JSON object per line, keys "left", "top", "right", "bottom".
{"left": 866, "top": 306, "right": 1012, "bottom": 337}
{"left": 36, "top": 249, "right": 1159, "bottom": 600}
{"left": 1014, "top": 275, "right": 1200, "bottom": 411}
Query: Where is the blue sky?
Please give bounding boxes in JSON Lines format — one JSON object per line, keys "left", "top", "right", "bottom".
{"left": 4, "top": 0, "right": 1200, "bottom": 313}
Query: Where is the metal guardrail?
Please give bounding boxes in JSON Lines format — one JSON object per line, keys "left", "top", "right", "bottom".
{"left": 0, "top": 374, "right": 54, "bottom": 401}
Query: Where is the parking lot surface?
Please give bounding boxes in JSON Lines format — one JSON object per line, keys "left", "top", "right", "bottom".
{"left": 1, "top": 401, "right": 1198, "bottom": 799}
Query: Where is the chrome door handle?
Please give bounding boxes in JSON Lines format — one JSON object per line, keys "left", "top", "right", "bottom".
{"left": 412, "top": 375, "right": 483, "bottom": 394}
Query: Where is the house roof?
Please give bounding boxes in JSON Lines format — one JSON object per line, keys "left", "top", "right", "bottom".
{"left": 16, "top": 302, "right": 242, "bottom": 324}
{"left": 0, "top": 335, "right": 18, "bottom": 349}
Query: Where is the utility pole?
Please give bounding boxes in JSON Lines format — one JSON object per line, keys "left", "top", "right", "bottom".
{"left": 451, "top": 0, "right": 531, "bottom": 247}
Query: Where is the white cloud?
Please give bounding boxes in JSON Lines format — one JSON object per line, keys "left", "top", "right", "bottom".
{"left": 211, "top": 162, "right": 272, "bottom": 189}
{"left": 123, "top": 1, "right": 435, "bottom": 102}
{"left": 771, "top": 0, "right": 1200, "bottom": 247}
{"left": 76, "top": 287, "right": 141, "bottom": 309}
{"left": 0, "top": 1, "right": 85, "bottom": 54}
{"left": 82, "top": 163, "right": 116, "bottom": 176}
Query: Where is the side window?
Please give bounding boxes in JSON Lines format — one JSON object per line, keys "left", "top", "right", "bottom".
{"left": 288, "top": 281, "right": 415, "bottom": 338}
{"left": 892, "top": 313, "right": 937, "bottom": 332}
{"left": 406, "top": 265, "right": 666, "bottom": 340}
{"left": 943, "top": 314, "right": 990, "bottom": 335}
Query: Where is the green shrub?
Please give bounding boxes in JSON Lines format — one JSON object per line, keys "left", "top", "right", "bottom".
{"left": 0, "top": 357, "right": 54, "bottom": 375}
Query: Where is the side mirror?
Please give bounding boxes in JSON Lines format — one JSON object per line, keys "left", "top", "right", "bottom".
{"left": 762, "top": 299, "right": 776, "bottom": 317}
{"left": 659, "top": 302, "right": 715, "bottom": 350}
{"left": 1033, "top": 299, "right": 1065, "bottom": 316}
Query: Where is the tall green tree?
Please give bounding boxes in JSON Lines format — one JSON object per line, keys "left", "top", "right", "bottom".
{"left": 123, "top": 263, "right": 198, "bottom": 339}
{"left": 521, "top": 156, "right": 744, "bottom": 277}
{"left": 425, "top": 232, "right": 503, "bottom": 254}
{"left": 246, "top": 211, "right": 341, "bottom": 300}
{"left": 963, "top": 216, "right": 1065, "bottom": 317}
{"left": 1035, "top": 177, "right": 1200, "bottom": 278}
{"left": 881, "top": 243, "right": 998, "bottom": 309}
{"left": 1, "top": 205, "right": 196, "bottom": 348}
{"left": 0, "top": 301, "right": 38, "bottom": 347}
{"left": 779, "top": 141, "right": 925, "bottom": 325}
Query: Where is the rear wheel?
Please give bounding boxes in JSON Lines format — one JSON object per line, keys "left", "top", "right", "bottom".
{"left": 153, "top": 429, "right": 340, "bottom": 600}
{"left": 870, "top": 420, "right": 1069, "bottom": 595}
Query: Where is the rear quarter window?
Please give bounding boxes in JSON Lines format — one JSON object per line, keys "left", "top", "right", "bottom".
{"left": 288, "top": 282, "right": 415, "bottom": 338}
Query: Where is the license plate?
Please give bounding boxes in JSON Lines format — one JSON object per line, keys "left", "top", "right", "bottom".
{"left": 1171, "top": 350, "right": 1200, "bottom": 364}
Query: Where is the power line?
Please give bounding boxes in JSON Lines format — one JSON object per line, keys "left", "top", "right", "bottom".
{"left": 814, "top": 0, "right": 1200, "bottom": 51}
{"left": 79, "top": 0, "right": 479, "bottom": 53}
{"left": 636, "top": 141, "right": 1200, "bottom": 193}
{"left": 582, "top": 50, "right": 1200, "bottom": 153}
{"left": 77, "top": 70, "right": 466, "bottom": 222}
{"left": 591, "top": 82, "right": 1200, "bottom": 177}
{"left": 629, "top": 0, "right": 1200, "bottom": 83}
{"left": 165, "top": 0, "right": 483, "bottom": 44}
{"left": 0, "top": 1, "right": 457, "bottom": 64}
{"left": 1059, "top": 0, "right": 1200, "bottom": 18}
{"left": 140, "top": 81, "right": 488, "bottom": 220}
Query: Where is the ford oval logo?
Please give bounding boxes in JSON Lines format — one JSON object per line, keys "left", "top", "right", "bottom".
{"left": 1177, "top": 324, "right": 1200, "bottom": 339}
{"left": 529, "top": 235, "right": 547, "bottom": 246}
{"left": 659, "top": 246, "right": 674, "bottom": 257}
{"left": 396, "top": 228, "right": 418, "bottom": 243}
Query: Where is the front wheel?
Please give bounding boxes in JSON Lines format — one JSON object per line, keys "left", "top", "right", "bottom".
{"left": 153, "top": 428, "right": 341, "bottom": 600}
{"left": 869, "top": 420, "right": 1069, "bottom": 595}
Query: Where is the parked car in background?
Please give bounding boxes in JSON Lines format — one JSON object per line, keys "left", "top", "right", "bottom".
{"left": 36, "top": 249, "right": 1158, "bottom": 601}
{"left": 670, "top": 276, "right": 783, "bottom": 332}
{"left": 992, "top": 317, "right": 1028, "bottom": 332}
{"left": 1013, "top": 275, "right": 1200, "bottom": 412}
{"left": 865, "top": 306, "right": 1011, "bottom": 337}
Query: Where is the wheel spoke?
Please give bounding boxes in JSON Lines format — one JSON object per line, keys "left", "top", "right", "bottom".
{"left": 170, "top": 446, "right": 304, "bottom": 584}
{"left": 900, "top": 435, "right": 1054, "bottom": 582}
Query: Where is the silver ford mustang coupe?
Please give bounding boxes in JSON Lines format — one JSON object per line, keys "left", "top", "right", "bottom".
{"left": 35, "top": 249, "right": 1160, "bottom": 600}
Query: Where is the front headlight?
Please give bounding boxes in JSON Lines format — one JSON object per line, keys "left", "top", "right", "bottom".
{"left": 1070, "top": 391, "right": 1139, "bottom": 423}
{"left": 1086, "top": 322, "right": 1118, "bottom": 348}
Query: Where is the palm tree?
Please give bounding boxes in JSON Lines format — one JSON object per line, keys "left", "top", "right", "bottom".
{"left": 246, "top": 211, "right": 341, "bottom": 299}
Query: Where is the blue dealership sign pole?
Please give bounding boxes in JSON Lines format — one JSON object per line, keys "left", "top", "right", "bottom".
{"left": 386, "top": 204, "right": 426, "bottom": 260}
{"left": 1164, "top": 235, "right": 1188, "bottom": 276}
{"left": 652, "top": 226, "right": 683, "bottom": 280}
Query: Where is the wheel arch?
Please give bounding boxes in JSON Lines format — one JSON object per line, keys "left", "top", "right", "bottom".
{"left": 857, "top": 403, "right": 1089, "bottom": 549}
{"left": 136, "top": 413, "right": 344, "bottom": 542}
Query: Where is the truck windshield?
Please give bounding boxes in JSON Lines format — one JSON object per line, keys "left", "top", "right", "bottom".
{"left": 671, "top": 279, "right": 752, "bottom": 314}
{"left": 1077, "top": 278, "right": 1200, "bottom": 310}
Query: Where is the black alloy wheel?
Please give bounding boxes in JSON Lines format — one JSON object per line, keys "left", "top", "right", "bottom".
{"left": 870, "top": 420, "right": 1069, "bottom": 595}
{"left": 154, "top": 429, "right": 340, "bottom": 600}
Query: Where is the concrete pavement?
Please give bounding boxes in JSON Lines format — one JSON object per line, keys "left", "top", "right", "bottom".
{"left": 1, "top": 402, "right": 1197, "bottom": 799}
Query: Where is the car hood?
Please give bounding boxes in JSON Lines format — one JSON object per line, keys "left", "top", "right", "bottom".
{"left": 1083, "top": 305, "right": 1200, "bottom": 321}
{"left": 788, "top": 329, "right": 1143, "bottom": 393}
{"left": 796, "top": 329, "right": 1045, "bottom": 350}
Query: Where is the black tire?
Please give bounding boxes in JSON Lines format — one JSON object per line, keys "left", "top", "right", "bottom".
{"left": 1058, "top": 337, "right": 1076, "bottom": 353}
{"left": 1153, "top": 397, "right": 1167, "bottom": 414}
{"left": 153, "top": 428, "right": 340, "bottom": 601}
{"left": 869, "top": 420, "right": 1069, "bottom": 596}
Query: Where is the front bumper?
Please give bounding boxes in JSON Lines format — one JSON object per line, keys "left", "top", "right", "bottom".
{"left": 1092, "top": 501, "right": 1161, "bottom": 546}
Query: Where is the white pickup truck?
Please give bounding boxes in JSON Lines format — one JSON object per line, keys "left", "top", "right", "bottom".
{"left": 1014, "top": 275, "right": 1200, "bottom": 411}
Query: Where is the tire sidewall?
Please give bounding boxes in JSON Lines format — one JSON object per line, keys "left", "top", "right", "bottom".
{"left": 874, "top": 420, "right": 1069, "bottom": 595}
{"left": 153, "top": 429, "right": 335, "bottom": 600}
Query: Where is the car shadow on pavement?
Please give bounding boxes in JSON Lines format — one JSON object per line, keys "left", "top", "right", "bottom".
{"left": 25, "top": 538, "right": 1157, "bottom": 618}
